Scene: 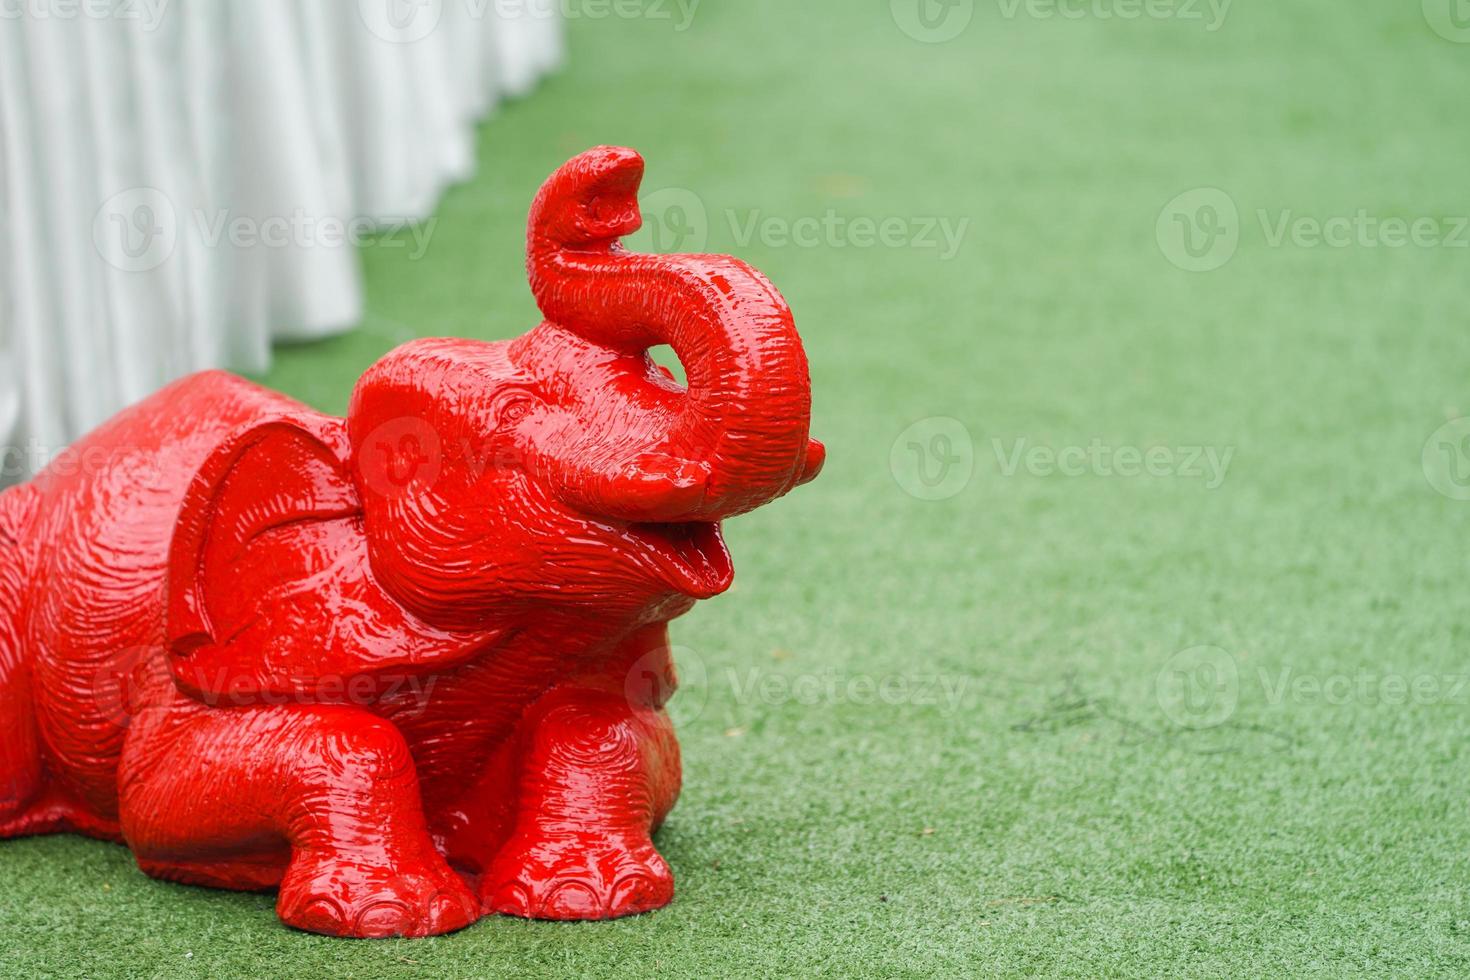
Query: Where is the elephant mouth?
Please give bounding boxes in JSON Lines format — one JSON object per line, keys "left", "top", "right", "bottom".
{"left": 628, "top": 520, "right": 734, "bottom": 598}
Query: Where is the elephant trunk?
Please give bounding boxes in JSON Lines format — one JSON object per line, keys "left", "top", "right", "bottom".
{"left": 526, "top": 147, "right": 822, "bottom": 523}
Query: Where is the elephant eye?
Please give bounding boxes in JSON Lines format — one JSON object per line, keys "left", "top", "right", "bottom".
{"left": 500, "top": 398, "right": 533, "bottom": 424}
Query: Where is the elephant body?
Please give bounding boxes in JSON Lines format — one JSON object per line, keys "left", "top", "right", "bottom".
{"left": 0, "top": 148, "right": 821, "bottom": 937}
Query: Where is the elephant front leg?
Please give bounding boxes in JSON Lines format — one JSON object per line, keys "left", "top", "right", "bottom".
{"left": 480, "top": 687, "right": 681, "bottom": 920}
{"left": 119, "top": 701, "right": 478, "bottom": 938}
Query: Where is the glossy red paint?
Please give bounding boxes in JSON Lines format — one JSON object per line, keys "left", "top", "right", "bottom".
{"left": 0, "top": 147, "right": 822, "bottom": 938}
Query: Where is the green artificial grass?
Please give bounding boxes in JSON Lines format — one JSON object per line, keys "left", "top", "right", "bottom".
{"left": 4, "top": 1, "right": 1470, "bottom": 975}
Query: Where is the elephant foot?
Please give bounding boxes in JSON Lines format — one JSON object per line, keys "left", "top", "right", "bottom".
{"left": 481, "top": 832, "right": 673, "bottom": 920}
{"left": 277, "top": 848, "right": 479, "bottom": 938}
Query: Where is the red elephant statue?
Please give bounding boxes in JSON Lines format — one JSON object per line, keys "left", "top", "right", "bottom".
{"left": 0, "top": 147, "right": 823, "bottom": 937}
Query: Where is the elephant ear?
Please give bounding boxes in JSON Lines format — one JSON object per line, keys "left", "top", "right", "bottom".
{"left": 166, "top": 415, "right": 497, "bottom": 704}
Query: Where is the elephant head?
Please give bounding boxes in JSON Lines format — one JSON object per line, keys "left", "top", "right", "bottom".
{"left": 340, "top": 147, "right": 824, "bottom": 627}
{"left": 165, "top": 148, "right": 821, "bottom": 700}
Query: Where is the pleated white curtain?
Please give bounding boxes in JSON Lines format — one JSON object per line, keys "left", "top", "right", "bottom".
{"left": 0, "top": 0, "right": 562, "bottom": 481}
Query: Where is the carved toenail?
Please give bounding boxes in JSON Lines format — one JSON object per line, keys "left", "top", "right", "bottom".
{"left": 541, "top": 880, "right": 602, "bottom": 918}
{"left": 489, "top": 881, "right": 532, "bottom": 916}
{"left": 355, "top": 899, "right": 415, "bottom": 937}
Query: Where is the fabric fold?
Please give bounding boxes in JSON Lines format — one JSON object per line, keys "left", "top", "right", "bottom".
{"left": 0, "top": 1, "right": 563, "bottom": 482}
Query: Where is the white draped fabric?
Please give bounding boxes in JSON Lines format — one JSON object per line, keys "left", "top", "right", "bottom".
{"left": 0, "top": 1, "right": 562, "bottom": 481}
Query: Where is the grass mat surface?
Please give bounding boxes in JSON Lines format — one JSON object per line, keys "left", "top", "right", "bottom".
{"left": 3, "top": 1, "right": 1468, "bottom": 975}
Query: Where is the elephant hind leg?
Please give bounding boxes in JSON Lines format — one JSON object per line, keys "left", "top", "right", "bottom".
{"left": 0, "top": 488, "right": 119, "bottom": 841}
{"left": 0, "top": 643, "right": 41, "bottom": 828}
{"left": 0, "top": 495, "right": 40, "bottom": 827}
